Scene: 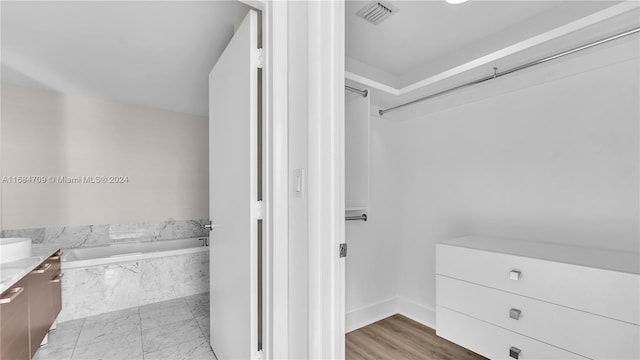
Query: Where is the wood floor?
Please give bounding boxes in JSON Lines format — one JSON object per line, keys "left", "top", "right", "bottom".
{"left": 346, "top": 314, "right": 488, "bottom": 360}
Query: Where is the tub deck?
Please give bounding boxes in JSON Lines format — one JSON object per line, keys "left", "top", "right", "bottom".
{"left": 62, "top": 238, "right": 209, "bottom": 269}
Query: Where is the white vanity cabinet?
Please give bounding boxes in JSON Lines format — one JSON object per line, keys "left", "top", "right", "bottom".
{"left": 436, "top": 236, "right": 639, "bottom": 360}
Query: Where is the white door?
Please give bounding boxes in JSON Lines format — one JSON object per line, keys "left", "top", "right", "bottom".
{"left": 209, "top": 9, "right": 260, "bottom": 360}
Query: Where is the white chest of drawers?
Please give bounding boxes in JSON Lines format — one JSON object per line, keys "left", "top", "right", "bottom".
{"left": 436, "top": 236, "right": 640, "bottom": 360}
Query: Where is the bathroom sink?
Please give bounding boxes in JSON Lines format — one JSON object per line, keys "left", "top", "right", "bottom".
{"left": 0, "top": 238, "right": 32, "bottom": 263}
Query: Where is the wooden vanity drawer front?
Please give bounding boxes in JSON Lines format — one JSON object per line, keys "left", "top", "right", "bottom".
{"left": 49, "top": 250, "right": 62, "bottom": 277}
{"left": 28, "top": 262, "right": 54, "bottom": 357}
{"left": 437, "top": 275, "right": 639, "bottom": 360}
{"left": 51, "top": 273, "right": 62, "bottom": 320}
{"left": 0, "top": 278, "right": 30, "bottom": 360}
{"left": 49, "top": 249, "right": 63, "bottom": 319}
{"left": 436, "top": 244, "right": 639, "bottom": 324}
{"left": 437, "top": 306, "right": 587, "bottom": 360}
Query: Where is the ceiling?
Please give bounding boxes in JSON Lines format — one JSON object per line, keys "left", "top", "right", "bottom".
{"left": 1, "top": 1, "right": 250, "bottom": 116}
{"left": 2, "top": 1, "right": 633, "bottom": 117}
{"left": 346, "top": 0, "right": 624, "bottom": 89}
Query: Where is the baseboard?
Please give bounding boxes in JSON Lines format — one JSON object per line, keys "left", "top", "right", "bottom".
{"left": 346, "top": 297, "right": 436, "bottom": 332}
{"left": 395, "top": 297, "right": 436, "bottom": 329}
{"left": 346, "top": 298, "right": 398, "bottom": 332}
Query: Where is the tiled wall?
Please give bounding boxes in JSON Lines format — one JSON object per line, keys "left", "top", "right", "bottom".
{"left": 58, "top": 251, "right": 209, "bottom": 322}
{"left": 0, "top": 219, "right": 209, "bottom": 249}
{"left": 2, "top": 219, "right": 210, "bottom": 321}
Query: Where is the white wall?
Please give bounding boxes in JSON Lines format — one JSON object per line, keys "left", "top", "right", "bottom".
{"left": 345, "top": 115, "right": 402, "bottom": 331}
{"left": 1, "top": 84, "right": 209, "bottom": 229}
{"left": 287, "top": 1, "right": 309, "bottom": 357}
{"left": 392, "top": 48, "right": 639, "bottom": 319}
{"left": 345, "top": 92, "right": 370, "bottom": 211}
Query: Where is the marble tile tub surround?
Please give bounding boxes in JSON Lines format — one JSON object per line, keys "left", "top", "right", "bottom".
{"left": 57, "top": 251, "right": 210, "bottom": 322}
{"left": 33, "top": 293, "right": 214, "bottom": 360}
{"left": 0, "top": 219, "right": 209, "bottom": 249}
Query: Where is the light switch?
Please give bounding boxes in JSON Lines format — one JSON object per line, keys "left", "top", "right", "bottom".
{"left": 294, "top": 169, "right": 304, "bottom": 198}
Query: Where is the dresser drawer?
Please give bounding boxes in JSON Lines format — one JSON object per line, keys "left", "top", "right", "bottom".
{"left": 436, "top": 243, "right": 639, "bottom": 324}
{"left": 436, "top": 306, "right": 587, "bottom": 360}
{"left": 437, "top": 275, "right": 639, "bottom": 359}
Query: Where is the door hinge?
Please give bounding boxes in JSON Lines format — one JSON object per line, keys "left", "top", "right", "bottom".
{"left": 339, "top": 243, "right": 347, "bottom": 258}
{"left": 254, "top": 48, "right": 264, "bottom": 69}
{"left": 255, "top": 200, "right": 263, "bottom": 220}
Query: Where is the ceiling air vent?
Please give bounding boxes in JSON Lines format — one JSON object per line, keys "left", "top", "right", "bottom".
{"left": 357, "top": 1, "right": 398, "bottom": 25}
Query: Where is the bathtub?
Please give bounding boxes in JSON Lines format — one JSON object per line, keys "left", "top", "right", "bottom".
{"left": 62, "top": 237, "right": 209, "bottom": 269}
{"left": 57, "top": 237, "right": 210, "bottom": 322}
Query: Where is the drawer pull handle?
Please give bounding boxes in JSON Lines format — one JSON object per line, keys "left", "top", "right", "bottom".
{"left": 509, "top": 270, "right": 521, "bottom": 281}
{"left": 32, "top": 263, "right": 52, "bottom": 274}
{"left": 509, "top": 347, "right": 521, "bottom": 359}
{"left": 0, "top": 286, "right": 25, "bottom": 304}
{"left": 51, "top": 273, "right": 64, "bottom": 283}
{"left": 509, "top": 308, "right": 521, "bottom": 320}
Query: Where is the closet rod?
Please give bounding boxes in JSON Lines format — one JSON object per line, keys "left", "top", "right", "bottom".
{"left": 378, "top": 27, "right": 640, "bottom": 116}
{"left": 346, "top": 85, "right": 368, "bottom": 97}
{"left": 345, "top": 213, "right": 367, "bottom": 221}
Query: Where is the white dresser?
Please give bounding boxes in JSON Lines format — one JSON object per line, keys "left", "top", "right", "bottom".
{"left": 436, "top": 236, "right": 640, "bottom": 360}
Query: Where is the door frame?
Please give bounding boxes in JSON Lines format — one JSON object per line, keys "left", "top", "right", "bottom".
{"left": 238, "top": 1, "right": 345, "bottom": 359}
{"left": 306, "top": 1, "right": 346, "bottom": 359}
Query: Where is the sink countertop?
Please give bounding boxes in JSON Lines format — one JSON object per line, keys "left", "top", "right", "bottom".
{"left": 0, "top": 244, "right": 59, "bottom": 293}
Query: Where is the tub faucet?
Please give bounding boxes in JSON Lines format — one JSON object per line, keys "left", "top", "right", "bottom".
{"left": 201, "top": 220, "right": 214, "bottom": 231}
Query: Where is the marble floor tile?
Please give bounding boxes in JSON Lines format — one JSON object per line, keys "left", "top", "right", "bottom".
{"left": 195, "top": 315, "right": 211, "bottom": 340}
{"left": 33, "top": 344, "right": 75, "bottom": 360}
{"left": 143, "top": 335, "right": 215, "bottom": 360}
{"left": 140, "top": 300, "right": 193, "bottom": 330}
{"left": 72, "top": 331, "right": 143, "bottom": 360}
{"left": 33, "top": 319, "right": 85, "bottom": 360}
{"left": 139, "top": 298, "right": 185, "bottom": 314}
{"left": 184, "top": 292, "right": 208, "bottom": 306}
{"left": 34, "top": 296, "right": 213, "bottom": 360}
{"left": 48, "top": 319, "right": 85, "bottom": 350}
{"left": 56, "top": 318, "right": 86, "bottom": 331}
{"left": 76, "top": 308, "right": 141, "bottom": 347}
{"left": 142, "top": 318, "right": 204, "bottom": 354}
{"left": 83, "top": 306, "right": 139, "bottom": 325}
{"left": 185, "top": 293, "right": 209, "bottom": 318}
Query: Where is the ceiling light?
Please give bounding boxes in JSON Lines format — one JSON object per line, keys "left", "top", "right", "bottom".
{"left": 446, "top": 0, "right": 469, "bottom": 4}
